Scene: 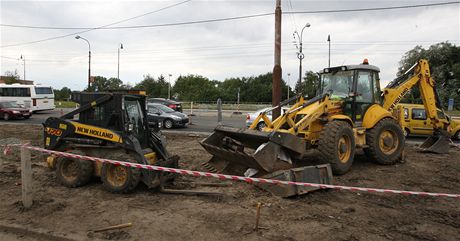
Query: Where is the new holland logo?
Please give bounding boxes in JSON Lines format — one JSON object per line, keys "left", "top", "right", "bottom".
{"left": 76, "top": 127, "right": 114, "bottom": 139}
{"left": 71, "top": 122, "right": 122, "bottom": 143}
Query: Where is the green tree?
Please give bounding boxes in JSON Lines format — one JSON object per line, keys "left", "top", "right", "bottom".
{"left": 134, "top": 74, "right": 169, "bottom": 98}
{"left": 54, "top": 87, "right": 72, "bottom": 100}
{"left": 295, "top": 71, "right": 320, "bottom": 98}
{"left": 3, "top": 70, "right": 20, "bottom": 84}
{"left": 172, "top": 74, "right": 219, "bottom": 101}
{"left": 85, "top": 76, "right": 122, "bottom": 92}
{"left": 397, "top": 42, "right": 460, "bottom": 109}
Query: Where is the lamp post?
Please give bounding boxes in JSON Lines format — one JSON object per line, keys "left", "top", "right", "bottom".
{"left": 75, "top": 35, "right": 91, "bottom": 91}
{"left": 118, "top": 43, "right": 123, "bottom": 80}
{"left": 19, "top": 55, "right": 25, "bottom": 81}
{"left": 168, "top": 74, "right": 172, "bottom": 99}
{"left": 293, "top": 23, "right": 311, "bottom": 93}
{"left": 287, "top": 73, "right": 291, "bottom": 100}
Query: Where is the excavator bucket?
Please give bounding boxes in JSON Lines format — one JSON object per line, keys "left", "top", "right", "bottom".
{"left": 419, "top": 130, "right": 451, "bottom": 154}
{"left": 200, "top": 126, "right": 307, "bottom": 176}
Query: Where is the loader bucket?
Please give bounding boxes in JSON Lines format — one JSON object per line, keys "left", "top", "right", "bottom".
{"left": 419, "top": 130, "right": 450, "bottom": 154}
{"left": 200, "top": 126, "right": 307, "bottom": 175}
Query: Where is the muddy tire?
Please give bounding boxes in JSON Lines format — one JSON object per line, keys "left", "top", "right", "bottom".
{"left": 101, "top": 154, "right": 141, "bottom": 193}
{"left": 55, "top": 150, "right": 94, "bottom": 188}
{"left": 3, "top": 113, "right": 10, "bottom": 121}
{"left": 318, "top": 120, "right": 355, "bottom": 175}
{"left": 163, "top": 119, "right": 173, "bottom": 129}
{"left": 364, "top": 118, "right": 404, "bottom": 165}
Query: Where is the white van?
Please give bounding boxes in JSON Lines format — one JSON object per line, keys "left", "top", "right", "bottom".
{"left": 0, "top": 84, "right": 55, "bottom": 112}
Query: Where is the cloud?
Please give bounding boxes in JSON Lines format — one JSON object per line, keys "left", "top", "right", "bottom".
{"left": 1, "top": 0, "right": 459, "bottom": 91}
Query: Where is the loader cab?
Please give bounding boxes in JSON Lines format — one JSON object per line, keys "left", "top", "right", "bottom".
{"left": 320, "top": 60, "right": 381, "bottom": 123}
{"left": 71, "top": 92, "right": 150, "bottom": 147}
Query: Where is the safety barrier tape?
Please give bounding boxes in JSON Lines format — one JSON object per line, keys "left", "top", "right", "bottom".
{"left": 2, "top": 144, "right": 460, "bottom": 199}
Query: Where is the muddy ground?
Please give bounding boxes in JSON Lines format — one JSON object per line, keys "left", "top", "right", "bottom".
{"left": 0, "top": 124, "right": 459, "bottom": 241}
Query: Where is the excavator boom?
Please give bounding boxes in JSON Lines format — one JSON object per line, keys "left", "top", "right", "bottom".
{"left": 383, "top": 59, "right": 450, "bottom": 153}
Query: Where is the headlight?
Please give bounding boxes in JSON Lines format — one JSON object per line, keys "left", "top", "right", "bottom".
{"left": 12, "top": 111, "right": 20, "bottom": 114}
{"left": 172, "top": 116, "right": 182, "bottom": 120}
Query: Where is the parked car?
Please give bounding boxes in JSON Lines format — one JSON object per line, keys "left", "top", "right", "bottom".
{"left": 147, "top": 103, "right": 188, "bottom": 129}
{"left": 395, "top": 103, "right": 460, "bottom": 140}
{"left": 147, "top": 98, "right": 183, "bottom": 112}
{"left": 246, "top": 106, "right": 289, "bottom": 131}
{"left": 0, "top": 101, "right": 32, "bottom": 120}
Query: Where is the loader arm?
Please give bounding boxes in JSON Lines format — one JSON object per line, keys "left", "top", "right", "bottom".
{"left": 382, "top": 59, "right": 448, "bottom": 130}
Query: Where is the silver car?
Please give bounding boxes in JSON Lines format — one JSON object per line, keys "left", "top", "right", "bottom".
{"left": 246, "top": 106, "right": 289, "bottom": 131}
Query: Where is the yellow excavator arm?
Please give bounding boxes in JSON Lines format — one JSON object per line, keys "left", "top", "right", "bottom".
{"left": 382, "top": 59, "right": 448, "bottom": 130}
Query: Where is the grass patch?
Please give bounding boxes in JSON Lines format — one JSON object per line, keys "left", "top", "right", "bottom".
{"left": 55, "top": 101, "right": 77, "bottom": 108}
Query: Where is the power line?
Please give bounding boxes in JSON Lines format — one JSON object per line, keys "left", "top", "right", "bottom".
{"left": 2, "top": 1, "right": 458, "bottom": 31}
{"left": 0, "top": 0, "right": 192, "bottom": 48}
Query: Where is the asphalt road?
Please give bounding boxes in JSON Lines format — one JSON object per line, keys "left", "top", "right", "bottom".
{"left": 1, "top": 108, "right": 458, "bottom": 145}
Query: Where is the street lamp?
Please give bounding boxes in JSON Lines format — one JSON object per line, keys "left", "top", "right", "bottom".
{"left": 75, "top": 35, "right": 91, "bottom": 91}
{"left": 168, "top": 74, "right": 172, "bottom": 99}
{"left": 118, "top": 43, "right": 123, "bottom": 80}
{"left": 19, "top": 55, "right": 25, "bottom": 81}
{"left": 293, "top": 23, "right": 311, "bottom": 93}
{"left": 287, "top": 73, "right": 291, "bottom": 100}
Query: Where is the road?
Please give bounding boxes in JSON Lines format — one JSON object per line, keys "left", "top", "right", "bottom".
{"left": 1, "top": 108, "right": 458, "bottom": 144}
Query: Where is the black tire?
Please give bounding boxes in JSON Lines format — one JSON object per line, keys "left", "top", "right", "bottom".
{"left": 3, "top": 113, "right": 10, "bottom": 121}
{"left": 256, "top": 122, "right": 266, "bottom": 131}
{"left": 101, "top": 153, "right": 141, "bottom": 193}
{"left": 24, "top": 116, "right": 30, "bottom": 119}
{"left": 55, "top": 150, "right": 94, "bottom": 188}
{"left": 163, "top": 119, "right": 173, "bottom": 129}
{"left": 318, "top": 120, "right": 356, "bottom": 175}
{"left": 364, "top": 118, "right": 404, "bottom": 165}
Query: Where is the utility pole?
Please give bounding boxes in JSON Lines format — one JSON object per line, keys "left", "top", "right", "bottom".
{"left": 20, "top": 55, "right": 25, "bottom": 81}
{"left": 272, "top": 0, "right": 282, "bottom": 119}
{"left": 327, "top": 34, "right": 331, "bottom": 68}
{"left": 117, "top": 43, "right": 123, "bottom": 80}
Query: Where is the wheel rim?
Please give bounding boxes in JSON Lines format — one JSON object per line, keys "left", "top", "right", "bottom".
{"left": 379, "top": 130, "right": 399, "bottom": 155}
{"left": 337, "top": 135, "right": 352, "bottom": 163}
{"left": 403, "top": 129, "right": 409, "bottom": 137}
{"left": 4, "top": 113, "right": 8, "bottom": 120}
{"left": 164, "top": 120, "right": 172, "bottom": 128}
{"left": 61, "top": 159, "right": 79, "bottom": 182}
{"left": 106, "top": 165, "right": 128, "bottom": 187}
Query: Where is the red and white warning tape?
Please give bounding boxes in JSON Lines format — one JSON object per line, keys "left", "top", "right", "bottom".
{"left": 3, "top": 144, "right": 460, "bottom": 199}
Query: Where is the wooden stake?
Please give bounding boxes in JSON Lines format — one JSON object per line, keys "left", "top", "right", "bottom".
{"left": 93, "top": 222, "right": 133, "bottom": 233}
{"left": 21, "top": 142, "right": 33, "bottom": 208}
{"left": 254, "top": 202, "right": 262, "bottom": 230}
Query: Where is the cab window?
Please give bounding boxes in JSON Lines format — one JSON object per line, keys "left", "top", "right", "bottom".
{"left": 412, "top": 109, "right": 426, "bottom": 120}
{"left": 356, "top": 71, "right": 373, "bottom": 103}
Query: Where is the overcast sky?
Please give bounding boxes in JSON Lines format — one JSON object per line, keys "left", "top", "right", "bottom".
{"left": 1, "top": 0, "right": 459, "bottom": 92}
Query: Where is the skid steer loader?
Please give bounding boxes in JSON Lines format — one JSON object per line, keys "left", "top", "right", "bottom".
{"left": 43, "top": 91, "right": 191, "bottom": 194}
{"left": 201, "top": 59, "right": 450, "bottom": 195}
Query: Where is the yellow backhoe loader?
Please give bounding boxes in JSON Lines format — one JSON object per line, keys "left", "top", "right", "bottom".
{"left": 201, "top": 59, "right": 450, "bottom": 183}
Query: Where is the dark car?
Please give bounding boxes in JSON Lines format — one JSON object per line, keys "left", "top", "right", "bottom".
{"left": 147, "top": 98, "right": 183, "bottom": 112}
{"left": 147, "top": 103, "right": 188, "bottom": 129}
{"left": 0, "top": 101, "right": 32, "bottom": 120}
